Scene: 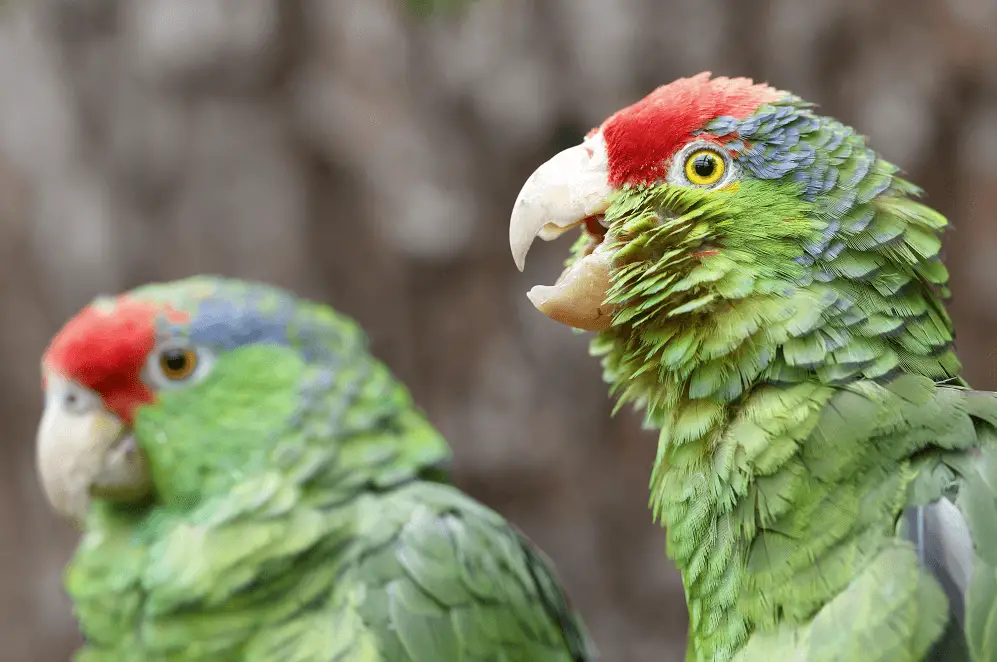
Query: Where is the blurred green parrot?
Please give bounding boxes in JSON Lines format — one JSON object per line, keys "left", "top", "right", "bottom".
{"left": 509, "top": 72, "right": 997, "bottom": 661}
{"left": 36, "top": 276, "right": 594, "bottom": 662}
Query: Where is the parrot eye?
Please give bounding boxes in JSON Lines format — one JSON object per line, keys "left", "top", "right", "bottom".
{"left": 683, "top": 149, "right": 726, "bottom": 186}
{"left": 159, "top": 348, "right": 197, "bottom": 381}
{"left": 145, "top": 341, "right": 214, "bottom": 389}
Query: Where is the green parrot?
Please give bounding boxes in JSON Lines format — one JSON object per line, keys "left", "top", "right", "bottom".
{"left": 509, "top": 71, "right": 997, "bottom": 661}
{"left": 36, "top": 276, "right": 594, "bottom": 662}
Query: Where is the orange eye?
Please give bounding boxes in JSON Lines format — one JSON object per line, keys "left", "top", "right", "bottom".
{"left": 684, "top": 149, "right": 726, "bottom": 186}
{"left": 158, "top": 347, "right": 198, "bottom": 381}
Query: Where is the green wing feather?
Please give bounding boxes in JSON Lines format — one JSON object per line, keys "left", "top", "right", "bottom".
{"left": 353, "top": 483, "right": 592, "bottom": 662}
{"left": 717, "top": 378, "right": 997, "bottom": 662}
{"left": 70, "top": 479, "right": 593, "bottom": 662}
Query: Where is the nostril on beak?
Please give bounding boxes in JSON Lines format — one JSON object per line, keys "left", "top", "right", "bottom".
{"left": 57, "top": 381, "right": 100, "bottom": 416}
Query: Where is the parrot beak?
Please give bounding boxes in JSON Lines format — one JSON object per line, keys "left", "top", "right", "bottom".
{"left": 509, "top": 132, "right": 616, "bottom": 331}
{"left": 36, "top": 372, "right": 152, "bottom": 527}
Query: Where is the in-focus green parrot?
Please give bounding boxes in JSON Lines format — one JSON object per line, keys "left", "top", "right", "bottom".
{"left": 509, "top": 72, "right": 997, "bottom": 661}
{"left": 36, "top": 276, "right": 594, "bottom": 662}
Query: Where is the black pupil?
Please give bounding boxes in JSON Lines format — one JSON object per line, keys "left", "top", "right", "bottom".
{"left": 163, "top": 349, "right": 188, "bottom": 373}
{"left": 693, "top": 154, "right": 716, "bottom": 177}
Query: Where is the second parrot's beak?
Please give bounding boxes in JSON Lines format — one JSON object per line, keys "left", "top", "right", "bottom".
{"left": 36, "top": 372, "right": 152, "bottom": 527}
{"left": 509, "top": 132, "right": 616, "bottom": 331}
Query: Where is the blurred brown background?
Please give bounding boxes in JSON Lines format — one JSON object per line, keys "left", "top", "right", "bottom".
{"left": 1, "top": 1, "right": 996, "bottom": 660}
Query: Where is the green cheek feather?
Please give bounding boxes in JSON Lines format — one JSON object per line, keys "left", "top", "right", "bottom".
{"left": 133, "top": 344, "right": 306, "bottom": 509}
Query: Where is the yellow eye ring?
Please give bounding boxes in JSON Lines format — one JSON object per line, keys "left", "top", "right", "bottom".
{"left": 684, "top": 149, "right": 726, "bottom": 186}
{"left": 158, "top": 347, "right": 199, "bottom": 381}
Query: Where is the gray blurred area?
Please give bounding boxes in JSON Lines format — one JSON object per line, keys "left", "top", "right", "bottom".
{"left": 2, "top": 1, "right": 997, "bottom": 660}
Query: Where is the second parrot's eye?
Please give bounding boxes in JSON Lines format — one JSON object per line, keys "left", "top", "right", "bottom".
{"left": 159, "top": 348, "right": 197, "bottom": 381}
{"left": 145, "top": 341, "right": 213, "bottom": 389}
{"left": 684, "top": 149, "right": 726, "bottom": 186}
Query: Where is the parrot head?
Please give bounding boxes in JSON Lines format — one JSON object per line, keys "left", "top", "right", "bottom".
{"left": 510, "top": 72, "right": 957, "bottom": 406}
{"left": 511, "top": 72, "right": 829, "bottom": 331}
{"left": 37, "top": 276, "right": 449, "bottom": 526}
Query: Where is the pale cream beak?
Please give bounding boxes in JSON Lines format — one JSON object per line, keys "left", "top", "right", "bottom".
{"left": 36, "top": 372, "right": 151, "bottom": 526}
{"left": 509, "top": 132, "right": 615, "bottom": 331}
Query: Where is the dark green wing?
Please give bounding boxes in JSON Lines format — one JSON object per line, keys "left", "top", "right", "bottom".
{"left": 352, "top": 481, "right": 595, "bottom": 662}
{"left": 932, "top": 389, "right": 997, "bottom": 662}
{"left": 732, "top": 376, "right": 997, "bottom": 661}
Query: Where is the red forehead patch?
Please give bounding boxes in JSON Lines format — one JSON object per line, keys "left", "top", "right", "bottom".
{"left": 601, "top": 72, "right": 783, "bottom": 187}
{"left": 43, "top": 296, "right": 188, "bottom": 422}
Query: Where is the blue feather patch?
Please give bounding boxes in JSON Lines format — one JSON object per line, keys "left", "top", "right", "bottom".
{"left": 191, "top": 296, "right": 291, "bottom": 350}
